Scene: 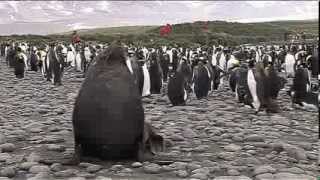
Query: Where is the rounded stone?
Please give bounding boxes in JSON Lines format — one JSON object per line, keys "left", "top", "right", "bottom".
{"left": 0, "top": 167, "right": 16, "bottom": 178}
{"left": 29, "top": 165, "right": 50, "bottom": 174}
{"left": 68, "top": 177, "right": 86, "bottom": 180}
{"left": 20, "top": 162, "right": 39, "bottom": 171}
{"left": 86, "top": 165, "right": 102, "bottom": 173}
{"left": 143, "top": 163, "right": 162, "bottom": 174}
{"left": 0, "top": 143, "right": 15, "bottom": 152}
{"left": 176, "top": 170, "right": 189, "bottom": 178}
{"left": 131, "top": 162, "right": 143, "bottom": 168}
{"left": 227, "top": 169, "right": 240, "bottom": 176}
{"left": 50, "top": 163, "right": 64, "bottom": 172}
{"left": 0, "top": 134, "right": 6, "bottom": 144}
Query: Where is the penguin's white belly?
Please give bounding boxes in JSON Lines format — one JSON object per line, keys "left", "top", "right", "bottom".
{"left": 75, "top": 53, "right": 82, "bottom": 71}
{"left": 142, "top": 64, "right": 151, "bottom": 97}
{"left": 247, "top": 69, "right": 260, "bottom": 111}
{"left": 67, "top": 52, "right": 75, "bottom": 67}
{"left": 285, "top": 55, "right": 295, "bottom": 76}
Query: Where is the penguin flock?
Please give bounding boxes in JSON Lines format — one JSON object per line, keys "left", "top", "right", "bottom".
{"left": 0, "top": 40, "right": 318, "bottom": 161}
{"left": 0, "top": 40, "right": 318, "bottom": 111}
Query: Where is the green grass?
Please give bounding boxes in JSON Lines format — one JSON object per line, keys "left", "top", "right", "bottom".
{"left": 1, "top": 19, "right": 318, "bottom": 46}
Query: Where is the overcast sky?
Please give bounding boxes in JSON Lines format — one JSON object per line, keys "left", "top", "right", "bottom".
{"left": 0, "top": 1, "right": 318, "bottom": 35}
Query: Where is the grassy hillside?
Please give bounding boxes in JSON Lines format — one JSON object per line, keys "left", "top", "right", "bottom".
{"left": 266, "top": 19, "right": 319, "bottom": 35}
{"left": 60, "top": 20, "right": 318, "bottom": 46}
{"left": 62, "top": 26, "right": 157, "bottom": 36}
{"left": 2, "top": 20, "right": 318, "bottom": 46}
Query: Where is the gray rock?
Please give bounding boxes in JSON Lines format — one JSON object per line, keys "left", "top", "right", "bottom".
{"left": 284, "top": 144, "right": 308, "bottom": 161}
{"left": 26, "top": 152, "right": 42, "bottom": 162}
{"left": 214, "top": 176, "right": 252, "bottom": 180}
{"left": 143, "top": 163, "right": 162, "bottom": 174}
{"left": 109, "top": 164, "right": 123, "bottom": 171}
{"left": 175, "top": 170, "right": 189, "bottom": 178}
{"left": 191, "top": 167, "right": 210, "bottom": 179}
{"left": 218, "top": 152, "right": 235, "bottom": 161}
{"left": 278, "top": 167, "right": 305, "bottom": 174}
{"left": 183, "top": 128, "right": 198, "bottom": 138}
{"left": 0, "top": 166, "right": 16, "bottom": 178}
{"left": 0, "top": 134, "right": 6, "bottom": 144}
{"left": 193, "top": 145, "right": 209, "bottom": 152}
{"left": 253, "top": 165, "right": 276, "bottom": 176}
{"left": 54, "top": 169, "right": 78, "bottom": 177}
{"left": 0, "top": 177, "right": 11, "bottom": 180}
{"left": 78, "top": 162, "right": 93, "bottom": 168}
{"left": 0, "top": 153, "right": 11, "bottom": 162}
{"left": 20, "top": 162, "right": 39, "bottom": 171}
{"left": 227, "top": 169, "right": 240, "bottom": 176}
{"left": 307, "top": 153, "right": 317, "bottom": 160}
{"left": 169, "top": 162, "right": 188, "bottom": 170}
{"left": 232, "top": 136, "right": 244, "bottom": 142}
{"left": 131, "top": 162, "right": 143, "bottom": 168}
{"left": 29, "top": 165, "right": 50, "bottom": 174}
{"left": 187, "top": 163, "right": 202, "bottom": 171}
{"left": 50, "top": 163, "right": 63, "bottom": 172}
{"left": 190, "top": 173, "right": 208, "bottom": 180}
{"left": 68, "top": 177, "right": 86, "bottom": 180}
{"left": 46, "top": 144, "right": 66, "bottom": 152}
{"left": 27, "top": 172, "right": 51, "bottom": 180}
{"left": 0, "top": 143, "right": 15, "bottom": 152}
{"left": 273, "top": 172, "right": 315, "bottom": 180}
{"left": 86, "top": 165, "right": 102, "bottom": 173}
{"left": 95, "top": 176, "right": 112, "bottom": 180}
{"left": 245, "top": 135, "right": 265, "bottom": 142}
{"left": 255, "top": 173, "right": 274, "bottom": 180}
{"left": 171, "top": 134, "right": 185, "bottom": 141}
{"left": 161, "top": 165, "right": 175, "bottom": 172}
{"left": 120, "top": 168, "right": 133, "bottom": 173}
{"left": 224, "top": 144, "right": 242, "bottom": 152}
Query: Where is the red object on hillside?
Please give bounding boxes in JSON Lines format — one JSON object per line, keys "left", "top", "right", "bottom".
{"left": 72, "top": 32, "right": 81, "bottom": 44}
{"left": 202, "top": 21, "right": 209, "bottom": 32}
{"left": 160, "top": 24, "right": 172, "bottom": 37}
